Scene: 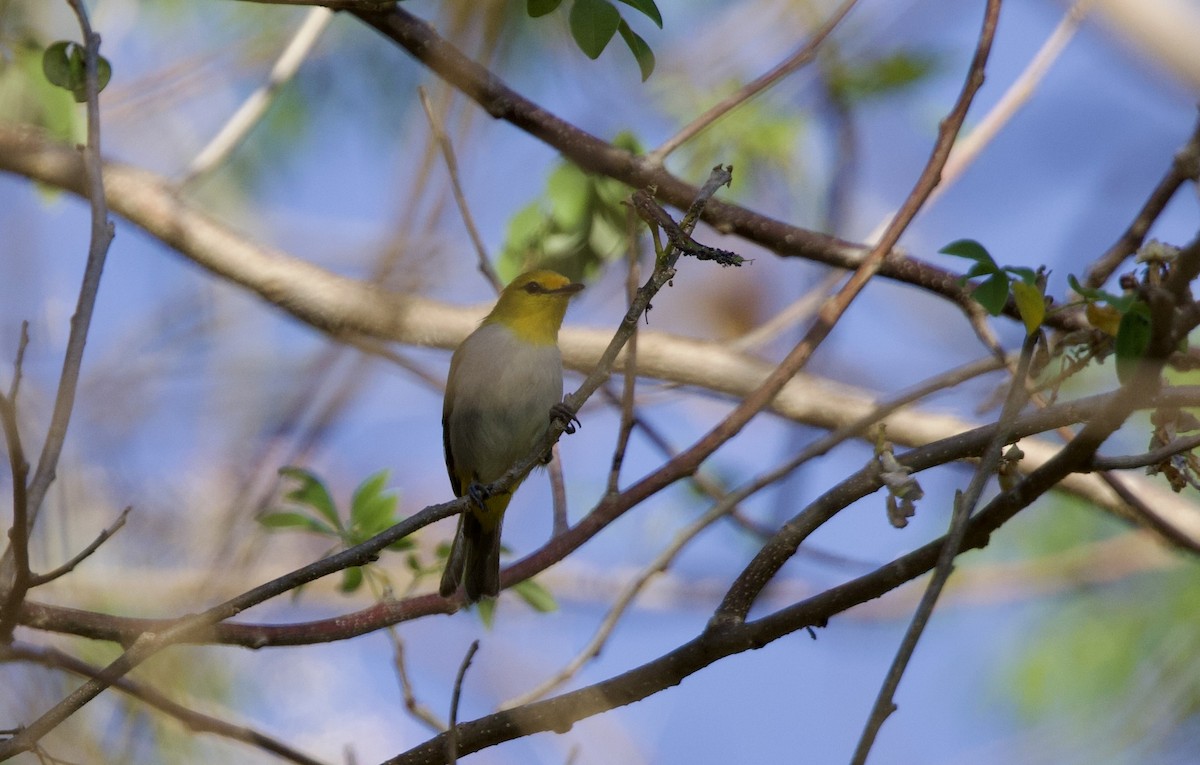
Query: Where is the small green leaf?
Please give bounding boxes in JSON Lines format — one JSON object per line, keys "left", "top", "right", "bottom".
{"left": 351, "top": 469, "right": 390, "bottom": 510}
{"left": 350, "top": 470, "right": 397, "bottom": 536}
{"left": 940, "top": 238, "right": 996, "bottom": 266}
{"left": 570, "top": 0, "right": 621, "bottom": 59}
{"left": 1011, "top": 279, "right": 1045, "bottom": 335}
{"left": 513, "top": 579, "right": 558, "bottom": 613}
{"left": 386, "top": 534, "right": 415, "bottom": 552}
{"left": 258, "top": 511, "right": 336, "bottom": 536}
{"left": 616, "top": 0, "right": 662, "bottom": 27}
{"left": 1115, "top": 302, "right": 1152, "bottom": 384}
{"left": 962, "top": 261, "right": 1000, "bottom": 280}
{"left": 828, "top": 50, "right": 938, "bottom": 103}
{"left": 42, "top": 42, "right": 80, "bottom": 90}
{"left": 340, "top": 566, "right": 364, "bottom": 593}
{"left": 972, "top": 272, "right": 1011, "bottom": 316}
{"left": 279, "top": 466, "right": 341, "bottom": 530}
{"left": 528, "top": 0, "right": 563, "bottom": 16}
{"left": 42, "top": 40, "right": 111, "bottom": 103}
{"left": 546, "top": 163, "right": 591, "bottom": 228}
{"left": 1004, "top": 266, "right": 1038, "bottom": 284}
{"left": 618, "top": 19, "right": 655, "bottom": 81}
{"left": 476, "top": 597, "right": 497, "bottom": 629}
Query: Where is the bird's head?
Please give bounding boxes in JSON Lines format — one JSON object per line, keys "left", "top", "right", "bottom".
{"left": 485, "top": 270, "right": 584, "bottom": 345}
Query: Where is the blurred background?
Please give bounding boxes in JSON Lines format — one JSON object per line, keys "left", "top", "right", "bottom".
{"left": 2, "top": 0, "right": 1200, "bottom": 762}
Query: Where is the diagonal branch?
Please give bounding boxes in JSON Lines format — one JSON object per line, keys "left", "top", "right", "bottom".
{"left": 346, "top": 3, "right": 1084, "bottom": 334}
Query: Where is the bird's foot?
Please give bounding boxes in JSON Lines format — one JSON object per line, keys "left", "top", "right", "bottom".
{"left": 550, "top": 402, "right": 581, "bottom": 434}
{"left": 467, "top": 482, "right": 490, "bottom": 511}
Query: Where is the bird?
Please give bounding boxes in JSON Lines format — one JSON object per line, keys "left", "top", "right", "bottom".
{"left": 439, "top": 269, "right": 584, "bottom": 602}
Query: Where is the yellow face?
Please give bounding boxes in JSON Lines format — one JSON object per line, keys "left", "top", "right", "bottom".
{"left": 486, "top": 270, "right": 584, "bottom": 345}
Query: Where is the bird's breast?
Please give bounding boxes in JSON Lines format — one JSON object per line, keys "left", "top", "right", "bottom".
{"left": 444, "top": 323, "right": 565, "bottom": 485}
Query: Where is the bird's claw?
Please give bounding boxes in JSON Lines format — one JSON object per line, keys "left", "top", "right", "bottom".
{"left": 467, "top": 482, "right": 490, "bottom": 511}
{"left": 550, "top": 402, "right": 581, "bottom": 434}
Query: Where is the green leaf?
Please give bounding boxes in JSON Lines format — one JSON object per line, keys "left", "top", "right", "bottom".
{"left": 350, "top": 470, "right": 397, "bottom": 536}
{"left": 546, "top": 163, "right": 592, "bottom": 229}
{"left": 618, "top": 20, "right": 655, "bottom": 81}
{"left": 972, "top": 272, "right": 1010, "bottom": 316}
{"left": 616, "top": 0, "right": 662, "bottom": 27}
{"left": 42, "top": 40, "right": 111, "bottom": 103}
{"left": 828, "top": 50, "right": 937, "bottom": 103}
{"left": 279, "top": 466, "right": 341, "bottom": 530}
{"left": 527, "top": 0, "right": 563, "bottom": 16}
{"left": 962, "top": 261, "right": 999, "bottom": 280}
{"left": 386, "top": 537, "right": 415, "bottom": 553}
{"left": 940, "top": 238, "right": 996, "bottom": 266}
{"left": 570, "top": 0, "right": 621, "bottom": 59}
{"left": 351, "top": 469, "right": 390, "bottom": 510}
{"left": 476, "top": 597, "right": 497, "bottom": 629}
{"left": 258, "top": 511, "right": 336, "bottom": 536}
{"left": 1004, "top": 266, "right": 1038, "bottom": 284}
{"left": 513, "top": 578, "right": 558, "bottom": 613}
{"left": 1011, "top": 279, "right": 1045, "bottom": 335}
{"left": 1069, "top": 273, "right": 1138, "bottom": 313}
{"left": 340, "top": 566, "right": 364, "bottom": 593}
{"left": 1115, "top": 302, "right": 1152, "bottom": 384}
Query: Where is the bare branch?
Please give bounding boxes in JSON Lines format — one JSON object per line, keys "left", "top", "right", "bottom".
{"left": 347, "top": 4, "right": 1081, "bottom": 333}
{"left": 21, "top": 0, "right": 116, "bottom": 538}
{"left": 1, "top": 643, "right": 330, "bottom": 765}
{"left": 648, "top": 0, "right": 859, "bottom": 163}
{"left": 445, "top": 640, "right": 480, "bottom": 765}
{"left": 28, "top": 507, "right": 132, "bottom": 587}
{"left": 853, "top": 331, "right": 1036, "bottom": 763}
{"left": 183, "top": 7, "right": 334, "bottom": 184}
{"left": 1084, "top": 111, "right": 1200, "bottom": 288}
{"left": 417, "top": 85, "right": 502, "bottom": 293}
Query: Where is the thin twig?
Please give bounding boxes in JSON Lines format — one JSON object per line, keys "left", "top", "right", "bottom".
{"left": 417, "top": 86, "right": 502, "bottom": 293}
{"left": 727, "top": 269, "right": 844, "bottom": 352}
{"left": 7, "top": 321, "right": 29, "bottom": 401}
{"left": 445, "top": 639, "right": 479, "bottom": 765}
{"left": 387, "top": 627, "right": 446, "bottom": 732}
{"left": 549, "top": 442, "right": 570, "bottom": 537}
{"left": 926, "top": 0, "right": 1097, "bottom": 209}
{"left": 710, "top": 0, "right": 1003, "bottom": 628}
{"left": 0, "top": 390, "right": 30, "bottom": 640}
{"left": 0, "top": 489, "right": 468, "bottom": 758}
{"left": 350, "top": 4, "right": 1066, "bottom": 333}
{"left": 23, "top": 0, "right": 116, "bottom": 533}
{"left": 850, "top": 331, "right": 1036, "bottom": 764}
{"left": 606, "top": 209, "right": 644, "bottom": 495}
{"left": 1089, "top": 433, "right": 1200, "bottom": 471}
{"left": 183, "top": 7, "right": 333, "bottom": 184}
{"left": 1084, "top": 112, "right": 1200, "bottom": 288}
{"left": 28, "top": 507, "right": 132, "bottom": 587}
{"left": 1, "top": 643, "right": 330, "bottom": 765}
{"left": 17, "top": 384, "right": 1200, "bottom": 653}
{"left": 647, "top": 0, "right": 859, "bottom": 163}
{"left": 502, "top": 478, "right": 743, "bottom": 709}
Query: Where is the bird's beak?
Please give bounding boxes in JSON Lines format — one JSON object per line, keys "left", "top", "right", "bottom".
{"left": 553, "top": 282, "right": 585, "bottom": 295}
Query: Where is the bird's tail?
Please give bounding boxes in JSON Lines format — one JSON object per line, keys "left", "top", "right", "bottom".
{"left": 439, "top": 511, "right": 502, "bottom": 602}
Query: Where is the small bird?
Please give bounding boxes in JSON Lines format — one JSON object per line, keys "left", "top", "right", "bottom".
{"left": 439, "top": 270, "right": 584, "bottom": 602}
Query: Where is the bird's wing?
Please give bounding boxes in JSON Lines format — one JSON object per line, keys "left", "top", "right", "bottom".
{"left": 443, "top": 344, "right": 464, "bottom": 498}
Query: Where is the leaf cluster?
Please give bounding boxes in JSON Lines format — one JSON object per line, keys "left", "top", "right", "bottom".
{"left": 528, "top": 0, "right": 660, "bottom": 81}
{"left": 260, "top": 467, "right": 414, "bottom": 594}
{"left": 499, "top": 132, "right": 642, "bottom": 282}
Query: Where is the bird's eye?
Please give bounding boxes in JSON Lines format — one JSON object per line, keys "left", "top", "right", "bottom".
{"left": 523, "top": 282, "right": 543, "bottom": 294}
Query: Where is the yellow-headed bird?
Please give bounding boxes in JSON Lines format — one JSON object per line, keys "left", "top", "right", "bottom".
{"left": 439, "top": 270, "right": 584, "bottom": 602}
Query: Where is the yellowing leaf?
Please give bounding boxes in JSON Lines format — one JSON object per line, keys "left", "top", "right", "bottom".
{"left": 1011, "top": 280, "right": 1045, "bottom": 335}
{"left": 1086, "top": 303, "right": 1121, "bottom": 336}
